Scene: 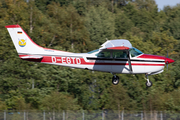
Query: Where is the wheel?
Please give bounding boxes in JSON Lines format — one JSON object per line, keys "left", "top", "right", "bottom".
{"left": 146, "top": 81, "right": 153, "bottom": 87}
{"left": 112, "top": 76, "right": 119, "bottom": 85}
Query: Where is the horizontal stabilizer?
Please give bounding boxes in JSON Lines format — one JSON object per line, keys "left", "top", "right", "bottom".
{"left": 20, "top": 55, "right": 43, "bottom": 59}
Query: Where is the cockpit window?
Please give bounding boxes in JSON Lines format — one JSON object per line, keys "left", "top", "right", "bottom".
{"left": 130, "top": 47, "right": 143, "bottom": 57}
{"left": 88, "top": 49, "right": 99, "bottom": 54}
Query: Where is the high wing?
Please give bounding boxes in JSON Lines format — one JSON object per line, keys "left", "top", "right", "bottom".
{"left": 100, "top": 39, "right": 132, "bottom": 50}
{"left": 100, "top": 40, "right": 133, "bottom": 72}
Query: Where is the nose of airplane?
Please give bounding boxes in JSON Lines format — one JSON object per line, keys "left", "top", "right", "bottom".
{"left": 165, "top": 58, "right": 175, "bottom": 64}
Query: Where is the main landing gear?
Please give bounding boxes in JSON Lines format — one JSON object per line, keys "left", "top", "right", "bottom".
{"left": 112, "top": 74, "right": 119, "bottom": 85}
{"left": 111, "top": 74, "right": 153, "bottom": 87}
{"left": 111, "top": 73, "right": 153, "bottom": 87}
{"left": 145, "top": 74, "right": 153, "bottom": 87}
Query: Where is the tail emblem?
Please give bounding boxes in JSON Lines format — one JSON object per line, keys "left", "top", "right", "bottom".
{"left": 18, "top": 39, "right": 26, "bottom": 47}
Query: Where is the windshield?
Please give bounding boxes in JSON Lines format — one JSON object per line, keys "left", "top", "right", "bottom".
{"left": 130, "top": 47, "right": 143, "bottom": 57}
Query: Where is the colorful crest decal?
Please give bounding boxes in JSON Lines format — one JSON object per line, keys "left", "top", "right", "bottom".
{"left": 18, "top": 39, "right": 26, "bottom": 47}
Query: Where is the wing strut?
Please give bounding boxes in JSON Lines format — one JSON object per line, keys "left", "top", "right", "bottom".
{"left": 127, "top": 50, "right": 133, "bottom": 72}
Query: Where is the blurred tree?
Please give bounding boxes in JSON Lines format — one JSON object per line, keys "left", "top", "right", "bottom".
{"left": 149, "top": 31, "right": 178, "bottom": 55}
{"left": 86, "top": 4, "right": 115, "bottom": 45}
{"left": 105, "top": 83, "right": 131, "bottom": 110}
{"left": 132, "top": 0, "right": 157, "bottom": 11}
{"left": 47, "top": 2, "right": 96, "bottom": 52}
{"left": 115, "top": 11, "right": 134, "bottom": 37}
{"left": 41, "top": 91, "right": 80, "bottom": 111}
{"left": 0, "top": 99, "right": 7, "bottom": 110}
{"left": 0, "top": 0, "right": 179, "bottom": 112}
{"left": 163, "top": 5, "right": 180, "bottom": 40}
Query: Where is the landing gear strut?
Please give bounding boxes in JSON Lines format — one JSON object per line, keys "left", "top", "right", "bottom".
{"left": 112, "top": 74, "right": 119, "bottom": 85}
{"left": 145, "top": 74, "right": 152, "bottom": 87}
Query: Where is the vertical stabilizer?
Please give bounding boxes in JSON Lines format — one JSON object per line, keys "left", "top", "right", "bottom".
{"left": 5, "top": 25, "right": 43, "bottom": 54}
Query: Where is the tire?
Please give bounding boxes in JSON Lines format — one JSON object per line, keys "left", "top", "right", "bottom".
{"left": 146, "top": 81, "right": 153, "bottom": 87}
{"left": 112, "top": 76, "right": 119, "bottom": 85}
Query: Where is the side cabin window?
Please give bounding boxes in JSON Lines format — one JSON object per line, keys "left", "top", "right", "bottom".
{"left": 96, "top": 50, "right": 128, "bottom": 59}
{"left": 96, "top": 51, "right": 111, "bottom": 58}
{"left": 113, "top": 51, "right": 127, "bottom": 59}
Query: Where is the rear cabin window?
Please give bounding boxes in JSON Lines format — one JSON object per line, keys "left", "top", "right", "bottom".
{"left": 96, "top": 51, "right": 111, "bottom": 58}
{"left": 113, "top": 51, "right": 127, "bottom": 58}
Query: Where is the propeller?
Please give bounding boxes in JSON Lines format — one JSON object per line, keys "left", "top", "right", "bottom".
{"left": 165, "top": 51, "right": 175, "bottom": 70}
{"left": 166, "top": 51, "right": 168, "bottom": 70}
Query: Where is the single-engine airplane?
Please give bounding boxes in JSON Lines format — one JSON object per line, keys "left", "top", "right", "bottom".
{"left": 5, "top": 25, "right": 175, "bottom": 87}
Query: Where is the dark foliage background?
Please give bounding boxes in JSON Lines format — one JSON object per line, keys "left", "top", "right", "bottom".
{"left": 0, "top": 0, "right": 180, "bottom": 112}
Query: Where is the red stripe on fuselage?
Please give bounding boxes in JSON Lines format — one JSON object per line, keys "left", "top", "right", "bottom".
{"left": 137, "top": 54, "right": 165, "bottom": 60}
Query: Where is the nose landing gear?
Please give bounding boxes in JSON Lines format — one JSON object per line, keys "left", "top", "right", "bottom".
{"left": 145, "top": 74, "right": 152, "bottom": 87}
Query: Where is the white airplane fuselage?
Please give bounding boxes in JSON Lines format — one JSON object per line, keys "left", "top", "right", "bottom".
{"left": 19, "top": 50, "right": 166, "bottom": 75}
